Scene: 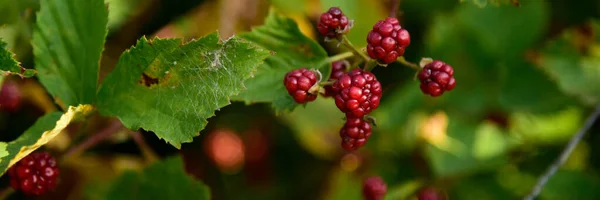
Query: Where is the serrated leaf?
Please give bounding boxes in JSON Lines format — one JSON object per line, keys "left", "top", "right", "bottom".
{"left": 32, "top": 0, "right": 108, "bottom": 107}
{"left": 233, "top": 9, "right": 329, "bottom": 113}
{"left": 0, "top": 39, "right": 35, "bottom": 77}
{"left": 97, "top": 33, "right": 269, "bottom": 148}
{"left": 105, "top": 156, "right": 210, "bottom": 200}
{"left": 0, "top": 104, "right": 94, "bottom": 176}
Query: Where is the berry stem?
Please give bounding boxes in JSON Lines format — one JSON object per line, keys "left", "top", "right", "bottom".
{"left": 327, "top": 51, "right": 354, "bottom": 63}
{"left": 63, "top": 119, "right": 124, "bottom": 159}
{"left": 340, "top": 35, "right": 370, "bottom": 61}
{"left": 363, "top": 59, "right": 378, "bottom": 72}
{"left": 319, "top": 80, "right": 336, "bottom": 86}
{"left": 397, "top": 56, "right": 420, "bottom": 71}
{"left": 129, "top": 131, "right": 159, "bottom": 163}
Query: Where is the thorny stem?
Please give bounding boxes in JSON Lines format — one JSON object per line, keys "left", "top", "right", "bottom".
{"left": 340, "top": 35, "right": 370, "bottom": 61}
{"left": 327, "top": 51, "right": 354, "bottom": 63}
{"left": 523, "top": 105, "right": 600, "bottom": 200}
{"left": 397, "top": 56, "right": 421, "bottom": 71}
{"left": 63, "top": 120, "right": 123, "bottom": 159}
{"left": 129, "top": 131, "right": 159, "bottom": 163}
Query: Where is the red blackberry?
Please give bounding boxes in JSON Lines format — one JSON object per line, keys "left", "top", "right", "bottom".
{"left": 8, "top": 152, "right": 60, "bottom": 195}
{"left": 317, "top": 7, "right": 350, "bottom": 38}
{"left": 366, "top": 17, "right": 410, "bottom": 64}
{"left": 332, "top": 69, "right": 382, "bottom": 118}
{"left": 418, "top": 60, "right": 456, "bottom": 97}
{"left": 340, "top": 117, "right": 372, "bottom": 151}
{"left": 417, "top": 187, "right": 447, "bottom": 200}
{"left": 284, "top": 68, "right": 318, "bottom": 103}
{"left": 323, "top": 60, "right": 349, "bottom": 97}
{"left": 0, "top": 80, "right": 22, "bottom": 112}
{"left": 362, "top": 176, "right": 387, "bottom": 200}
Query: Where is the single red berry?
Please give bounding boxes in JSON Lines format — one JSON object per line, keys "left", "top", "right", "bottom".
{"left": 317, "top": 7, "right": 350, "bottom": 38}
{"left": 340, "top": 117, "right": 372, "bottom": 151}
{"left": 366, "top": 17, "right": 410, "bottom": 64}
{"left": 418, "top": 60, "right": 456, "bottom": 97}
{"left": 417, "top": 187, "right": 447, "bottom": 200}
{"left": 323, "top": 61, "right": 349, "bottom": 97}
{"left": 8, "top": 152, "right": 60, "bottom": 195}
{"left": 284, "top": 68, "right": 318, "bottom": 103}
{"left": 0, "top": 80, "right": 22, "bottom": 112}
{"left": 362, "top": 176, "right": 387, "bottom": 200}
{"left": 332, "top": 69, "right": 382, "bottom": 118}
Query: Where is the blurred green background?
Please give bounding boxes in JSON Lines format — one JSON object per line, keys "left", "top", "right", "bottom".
{"left": 1, "top": 0, "right": 600, "bottom": 199}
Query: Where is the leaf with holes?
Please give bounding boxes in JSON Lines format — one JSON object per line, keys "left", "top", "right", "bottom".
{"left": 0, "top": 39, "right": 35, "bottom": 77}
{"left": 105, "top": 156, "right": 210, "bottom": 200}
{"left": 232, "top": 9, "right": 330, "bottom": 113}
{"left": 32, "top": 0, "right": 108, "bottom": 107}
{"left": 96, "top": 33, "right": 269, "bottom": 148}
{"left": 0, "top": 105, "right": 94, "bottom": 176}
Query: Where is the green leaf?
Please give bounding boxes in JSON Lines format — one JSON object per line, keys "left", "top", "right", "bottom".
{"left": 538, "top": 170, "right": 600, "bottom": 200}
{"left": 97, "top": 33, "right": 269, "bottom": 148}
{"left": 472, "top": 122, "right": 507, "bottom": 160}
{"left": 32, "top": 0, "right": 108, "bottom": 107}
{"left": 0, "top": 38, "right": 35, "bottom": 77}
{"left": 233, "top": 9, "right": 329, "bottom": 113}
{"left": 508, "top": 107, "right": 583, "bottom": 145}
{"left": 105, "top": 156, "right": 210, "bottom": 200}
{"left": 0, "top": 105, "right": 94, "bottom": 176}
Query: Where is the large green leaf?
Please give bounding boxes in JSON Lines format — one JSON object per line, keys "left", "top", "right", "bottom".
{"left": 105, "top": 156, "right": 210, "bottom": 200}
{"left": 32, "top": 0, "right": 108, "bottom": 107}
{"left": 0, "top": 39, "right": 35, "bottom": 77}
{"left": 233, "top": 9, "right": 329, "bottom": 113}
{"left": 0, "top": 105, "right": 94, "bottom": 176}
{"left": 97, "top": 33, "right": 269, "bottom": 148}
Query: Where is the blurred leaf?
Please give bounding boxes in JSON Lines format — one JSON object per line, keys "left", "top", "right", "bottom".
{"left": 473, "top": 122, "right": 507, "bottom": 160}
{"left": 460, "top": 0, "right": 520, "bottom": 8}
{"left": 320, "top": 0, "right": 387, "bottom": 47}
{"left": 233, "top": 9, "right": 329, "bottom": 113}
{"left": 321, "top": 168, "right": 362, "bottom": 200}
{"left": 97, "top": 33, "right": 269, "bottom": 148}
{"left": 269, "top": 0, "right": 305, "bottom": 13}
{"left": 32, "top": 0, "right": 108, "bottom": 107}
{"left": 384, "top": 180, "right": 424, "bottom": 200}
{"left": 539, "top": 170, "right": 600, "bottom": 200}
{"left": 537, "top": 20, "right": 600, "bottom": 105}
{"left": 0, "top": 38, "right": 35, "bottom": 77}
{"left": 451, "top": 173, "right": 516, "bottom": 200}
{"left": 0, "top": 105, "right": 94, "bottom": 176}
{"left": 105, "top": 156, "right": 210, "bottom": 200}
{"left": 106, "top": 0, "right": 148, "bottom": 32}
{"left": 509, "top": 107, "right": 582, "bottom": 145}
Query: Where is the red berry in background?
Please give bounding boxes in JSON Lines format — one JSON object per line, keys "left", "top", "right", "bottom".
{"left": 0, "top": 80, "right": 22, "bottom": 112}
{"left": 362, "top": 176, "right": 387, "bottom": 200}
{"left": 323, "top": 61, "right": 349, "bottom": 97}
{"left": 366, "top": 17, "right": 410, "bottom": 64}
{"left": 332, "top": 68, "right": 382, "bottom": 118}
{"left": 417, "top": 187, "right": 447, "bottom": 200}
{"left": 418, "top": 60, "right": 456, "bottom": 97}
{"left": 317, "top": 7, "right": 350, "bottom": 38}
{"left": 8, "top": 152, "right": 60, "bottom": 195}
{"left": 340, "top": 117, "right": 372, "bottom": 151}
{"left": 283, "top": 68, "right": 318, "bottom": 104}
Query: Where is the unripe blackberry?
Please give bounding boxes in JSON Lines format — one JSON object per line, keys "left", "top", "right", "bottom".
{"left": 317, "top": 7, "right": 350, "bottom": 38}
{"left": 323, "top": 61, "right": 349, "bottom": 97}
{"left": 8, "top": 152, "right": 60, "bottom": 195}
{"left": 366, "top": 17, "right": 410, "bottom": 64}
{"left": 362, "top": 176, "right": 387, "bottom": 200}
{"left": 340, "top": 117, "right": 372, "bottom": 151}
{"left": 418, "top": 60, "right": 456, "bottom": 97}
{"left": 283, "top": 68, "right": 318, "bottom": 103}
{"left": 417, "top": 187, "right": 447, "bottom": 200}
{"left": 332, "top": 69, "right": 382, "bottom": 118}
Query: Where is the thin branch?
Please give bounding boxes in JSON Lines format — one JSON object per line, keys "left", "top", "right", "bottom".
{"left": 129, "top": 131, "right": 159, "bottom": 163}
{"left": 523, "top": 105, "right": 600, "bottom": 200}
{"left": 389, "top": 0, "right": 400, "bottom": 18}
{"left": 63, "top": 120, "right": 123, "bottom": 159}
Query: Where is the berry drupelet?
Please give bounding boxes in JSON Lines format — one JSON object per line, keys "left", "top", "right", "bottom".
{"left": 366, "top": 17, "right": 410, "bottom": 64}
{"left": 323, "top": 61, "right": 349, "bottom": 97}
{"left": 284, "top": 68, "right": 319, "bottom": 103}
{"left": 332, "top": 68, "right": 382, "bottom": 118}
{"left": 317, "top": 7, "right": 350, "bottom": 38}
{"left": 418, "top": 60, "right": 456, "bottom": 97}
{"left": 8, "top": 152, "right": 60, "bottom": 195}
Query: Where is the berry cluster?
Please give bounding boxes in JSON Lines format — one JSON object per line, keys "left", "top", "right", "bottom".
{"left": 283, "top": 6, "right": 457, "bottom": 151}
{"left": 362, "top": 176, "right": 387, "bottom": 200}
{"left": 8, "top": 152, "right": 60, "bottom": 195}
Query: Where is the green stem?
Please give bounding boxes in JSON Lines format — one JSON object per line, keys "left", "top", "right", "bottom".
{"left": 327, "top": 51, "right": 354, "bottom": 63}
{"left": 340, "top": 35, "right": 370, "bottom": 61}
{"left": 319, "top": 80, "right": 336, "bottom": 86}
{"left": 363, "top": 60, "right": 377, "bottom": 72}
{"left": 397, "top": 56, "right": 420, "bottom": 71}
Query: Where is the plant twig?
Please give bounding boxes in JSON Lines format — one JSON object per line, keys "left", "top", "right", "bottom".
{"left": 0, "top": 186, "right": 14, "bottom": 199}
{"left": 63, "top": 120, "right": 123, "bottom": 159}
{"left": 523, "top": 105, "right": 600, "bottom": 200}
{"left": 327, "top": 51, "right": 354, "bottom": 63}
{"left": 129, "top": 131, "right": 159, "bottom": 163}
{"left": 340, "top": 35, "right": 370, "bottom": 61}
{"left": 397, "top": 56, "right": 420, "bottom": 71}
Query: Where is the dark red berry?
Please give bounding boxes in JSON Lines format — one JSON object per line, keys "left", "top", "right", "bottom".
{"left": 362, "top": 176, "right": 387, "bottom": 200}
{"left": 417, "top": 187, "right": 447, "bottom": 200}
{"left": 317, "top": 7, "right": 350, "bottom": 38}
{"left": 8, "top": 152, "right": 60, "bottom": 195}
{"left": 366, "top": 17, "right": 410, "bottom": 64}
{"left": 284, "top": 68, "right": 318, "bottom": 103}
{"left": 323, "top": 61, "right": 349, "bottom": 97}
{"left": 418, "top": 60, "right": 456, "bottom": 97}
{"left": 340, "top": 117, "right": 372, "bottom": 151}
{"left": 332, "top": 69, "right": 382, "bottom": 118}
{"left": 0, "top": 80, "right": 22, "bottom": 112}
